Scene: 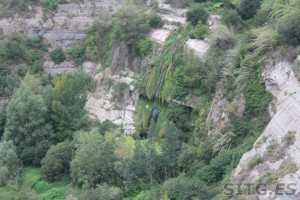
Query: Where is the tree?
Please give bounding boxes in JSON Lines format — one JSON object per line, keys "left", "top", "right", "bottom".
{"left": 278, "top": 13, "right": 300, "bottom": 46}
{"left": 186, "top": 4, "right": 209, "bottom": 26}
{"left": 0, "top": 105, "right": 6, "bottom": 138}
{"left": 114, "top": 5, "right": 151, "bottom": 48}
{"left": 50, "top": 70, "right": 94, "bottom": 142}
{"left": 162, "top": 123, "right": 182, "bottom": 178}
{"left": 4, "top": 75, "right": 53, "bottom": 165}
{"left": 0, "top": 140, "right": 21, "bottom": 186}
{"left": 70, "top": 129, "right": 116, "bottom": 187}
{"left": 41, "top": 141, "right": 74, "bottom": 181}
{"left": 239, "top": 0, "right": 262, "bottom": 20}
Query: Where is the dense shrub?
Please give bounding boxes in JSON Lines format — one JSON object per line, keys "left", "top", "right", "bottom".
{"left": 167, "top": 102, "right": 191, "bottom": 131}
{"left": 50, "top": 47, "right": 65, "bottom": 64}
{"left": 239, "top": 0, "right": 262, "bottom": 20}
{"left": 193, "top": 21, "right": 209, "bottom": 39}
{"left": 162, "top": 175, "right": 215, "bottom": 199}
{"left": 41, "top": 141, "right": 74, "bottom": 181}
{"left": 278, "top": 13, "right": 300, "bottom": 46}
{"left": 149, "top": 15, "right": 164, "bottom": 29}
{"left": 186, "top": 4, "right": 209, "bottom": 26}
{"left": 137, "top": 38, "right": 153, "bottom": 56}
{"left": 114, "top": 6, "right": 151, "bottom": 49}
{"left": 222, "top": 9, "right": 243, "bottom": 30}
{"left": 68, "top": 45, "right": 85, "bottom": 66}
{"left": 253, "top": 9, "right": 271, "bottom": 27}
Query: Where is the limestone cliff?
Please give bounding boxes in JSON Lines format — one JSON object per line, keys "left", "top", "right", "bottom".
{"left": 232, "top": 56, "right": 300, "bottom": 200}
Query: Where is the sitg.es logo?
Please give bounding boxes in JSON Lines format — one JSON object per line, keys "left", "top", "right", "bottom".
{"left": 223, "top": 182, "right": 297, "bottom": 196}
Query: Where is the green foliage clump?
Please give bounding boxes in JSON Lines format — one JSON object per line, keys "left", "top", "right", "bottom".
{"left": 70, "top": 129, "right": 116, "bottom": 187}
{"left": 68, "top": 45, "right": 85, "bottom": 66}
{"left": 186, "top": 4, "right": 209, "bottom": 26}
{"left": 193, "top": 21, "right": 209, "bottom": 39}
{"left": 114, "top": 6, "right": 151, "bottom": 49}
{"left": 167, "top": 102, "right": 191, "bottom": 131}
{"left": 243, "top": 75, "right": 272, "bottom": 116}
{"left": 43, "top": 0, "right": 57, "bottom": 10}
{"left": 50, "top": 47, "right": 65, "bottom": 64}
{"left": 0, "top": 140, "right": 21, "bottom": 186}
{"left": 284, "top": 131, "right": 296, "bottom": 146}
{"left": 41, "top": 141, "right": 74, "bottom": 181}
{"left": 238, "top": 0, "right": 262, "bottom": 20}
{"left": 50, "top": 70, "right": 94, "bottom": 142}
{"left": 137, "top": 38, "right": 153, "bottom": 56}
{"left": 222, "top": 9, "right": 244, "bottom": 30}
{"left": 4, "top": 74, "right": 53, "bottom": 165}
{"left": 162, "top": 175, "right": 215, "bottom": 200}
{"left": 248, "top": 156, "right": 264, "bottom": 169}
{"left": 278, "top": 13, "right": 300, "bottom": 46}
{"left": 253, "top": 8, "right": 271, "bottom": 27}
{"left": 111, "top": 82, "right": 129, "bottom": 103}
{"left": 79, "top": 184, "right": 123, "bottom": 200}
{"left": 172, "top": 67, "right": 187, "bottom": 100}
{"left": 149, "top": 15, "right": 164, "bottom": 29}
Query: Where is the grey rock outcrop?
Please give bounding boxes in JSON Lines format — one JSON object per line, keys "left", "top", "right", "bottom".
{"left": 232, "top": 58, "right": 300, "bottom": 200}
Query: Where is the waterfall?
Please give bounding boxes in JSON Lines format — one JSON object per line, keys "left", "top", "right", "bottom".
{"left": 147, "top": 107, "right": 160, "bottom": 136}
{"left": 155, "top": 71, "right": 164, "bottom": 101}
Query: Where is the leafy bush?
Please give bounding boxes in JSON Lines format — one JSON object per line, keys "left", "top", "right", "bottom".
{"left": 186, "top": 4, "right": 209, "bottom": 26}
{"left": 167, "top": 102, "right": 191, "bottom": 131}
{"left": 284, "top": 131, "right": 296, "bottom": 146}
{"left": 278, "top": 13, "right": 300, "bottom": 46}
{"left": 253, "top": 9, "right": 271, "bottom": 27}
{"left": 114, "top": 6, "right": 151, "bottom": 49}
{"left": 222, "top": 9, "right": 244, "bottom": 30}
{"left": 239, "top": 0, "right": 262, "bottom": 20}
{"left": 41, "top": 141, "right": 74, "bottom": 181}
{"left": 137, "top": 38, "right": 153, "bottom": 56}
{"left": 70, "top": 129, "right": 116, "bottom": 187}
{"left": 162, "top": 175, "right": 215, "bottom": 199}
{"left": 193, "top": 21, "right": 209, "bottom": 39}
{"left": 149, "top": 15, "right": 164, "bottom": 28}
{"left": 43, "top": 0, "right": 57, "bottom": 10}
{"left": 50, "top": 47, "right": 65, "bottom": 64}
{"left": 68, "top": 45, "right": 85, "bottom": 66}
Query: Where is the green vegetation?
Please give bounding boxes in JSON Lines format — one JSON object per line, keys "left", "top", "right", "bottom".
{"left": 186, "top": 4, "right": 209, "bottom": 26}
{"left": 238, "top": 0, "right": 262, "bottom": 20}
{"left": 248, "top": 156, "right": 264, "bottom": 169}
{"left": 1, "top": 0, "right": 299, "bottom": 199}
{"left": 50, "top": 47, "right": 65, "bottom": 64}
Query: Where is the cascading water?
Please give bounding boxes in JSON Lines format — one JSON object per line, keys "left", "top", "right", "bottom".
{"left": 155, "top": 71, "right": 164, "bottom": 100}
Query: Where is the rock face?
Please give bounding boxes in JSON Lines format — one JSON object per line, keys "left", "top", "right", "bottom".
{"left": 205, "top": 79, "right": 245, "bottom": 136}
{"left": 186, "top": 39, "right": 209, "bottom": 62}
{"left": 85, "top": 66, "right": 139, "bottom": 135}
{"left": 232, "top": 58, "right": 300, "bottom": 199}
{"left": 0, "top": 0, "right": 119, "bottom": 49}
{"left": 149, "top": 1, "right": 186, "bottom": 44}
{"left": 185, "top": 15, "right": 220, "bottom": 61}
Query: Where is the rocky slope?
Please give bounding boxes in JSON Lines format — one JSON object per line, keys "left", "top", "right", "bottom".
{"left": 232, "top": 56, "right": 300, "bottom": 199}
